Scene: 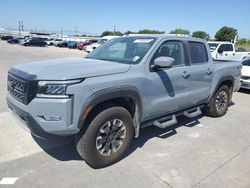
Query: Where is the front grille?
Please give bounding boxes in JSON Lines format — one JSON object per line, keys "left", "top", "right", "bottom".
{"left": 8, "top": 74, "right": 27, "bottom": 103}
{"left": 7, "top": 69, "right": 37, "bottom": 105}
{"left": 241, "top": 76, "right": 250, "bottom": 80}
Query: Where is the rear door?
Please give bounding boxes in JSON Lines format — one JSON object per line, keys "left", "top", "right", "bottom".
{"left": 187, "top": 41, "right": 213, "bottom": 105}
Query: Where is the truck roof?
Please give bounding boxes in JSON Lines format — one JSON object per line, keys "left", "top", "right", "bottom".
{"left": 123, "top": 34, "right": 206, "bottom": 42}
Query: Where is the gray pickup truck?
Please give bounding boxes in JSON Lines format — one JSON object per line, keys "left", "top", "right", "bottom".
{"left": 7, "top": 35, "right": 241, "bottom": 168}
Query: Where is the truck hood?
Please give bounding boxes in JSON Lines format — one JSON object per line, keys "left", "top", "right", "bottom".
{"left": 242, "top": 65, "right": 250, "bottom": 77}
{"left": 14, "top": 57, "right": 131, "bottom": 80}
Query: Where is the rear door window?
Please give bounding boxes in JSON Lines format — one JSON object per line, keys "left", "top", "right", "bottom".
{"left": 188, "top": 42, "right": 208, "bottom": 64}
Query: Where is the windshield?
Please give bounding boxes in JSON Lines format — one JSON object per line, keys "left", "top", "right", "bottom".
{"left": 208, "top": 43, "right": 219, "bottom": 50}
{"left": 86, "top": 37, "right": 156, "bottom": 64}
{"left": 242, "top": 59, "right": 250, "bottom": 66}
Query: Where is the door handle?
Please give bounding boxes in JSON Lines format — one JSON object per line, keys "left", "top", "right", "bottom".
{"left": 207, "top": 68, "right": 213, "bottom": 75}
{"left": 182, "top": 71, "right": 190, "bottom": 79}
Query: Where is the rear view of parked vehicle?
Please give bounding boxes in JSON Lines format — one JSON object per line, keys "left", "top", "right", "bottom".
{"left": 85, "top": 36, "right": 119, "bottom": 53}
{"left": 78, "top": 40, "right": 98, "bottom": 50}
{"left": 68, "top": 41, "right": 79, "bottom": 49}
{"left": 240, "top": 58, "right": 250, "bottom": 89}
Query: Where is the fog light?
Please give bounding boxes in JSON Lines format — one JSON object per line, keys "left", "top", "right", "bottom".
{"left": 40, "top": 115, "right": 62, "bottom": 121}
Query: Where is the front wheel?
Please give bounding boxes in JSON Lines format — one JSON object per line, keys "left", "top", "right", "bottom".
{"left": 202, "top": 85, "right": 230, "bottom": 117}
{"left": 75, "top": 106, "right": 134, "bottom": 168}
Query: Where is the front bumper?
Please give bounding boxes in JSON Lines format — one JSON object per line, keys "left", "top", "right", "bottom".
{"left": 6, "top": 93, "right": 80, "bottom": 140}
{"left": 240, "top": 79, "right": 250, "bottom": 89}
{"left": 7, "top": 98, "right": 57, "bottom": 139}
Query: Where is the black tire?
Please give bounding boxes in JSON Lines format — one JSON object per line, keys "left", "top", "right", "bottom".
{"left": 75, "top": 106, "right": 134, "bottom": 168}
{"left": 202, "top": 85, "right": 230, "bottom": 117}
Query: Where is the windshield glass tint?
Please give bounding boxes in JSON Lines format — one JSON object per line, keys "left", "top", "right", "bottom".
{"left": 208, "top": 43, "right": 219, "bottom": 50}
{"left": 242, "top": 59, "right": 250, "bottom": 66}
{"left": 86, "top": 37, "right": 156, "bottom": 64}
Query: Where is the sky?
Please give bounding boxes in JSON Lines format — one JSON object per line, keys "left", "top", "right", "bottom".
{"left": 0, "top": 0, "right": 249, "bottom": 38}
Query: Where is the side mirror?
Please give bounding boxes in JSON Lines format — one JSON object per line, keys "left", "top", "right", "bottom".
{"left": 152, "top": 56, "right": 175, "bottom": 69}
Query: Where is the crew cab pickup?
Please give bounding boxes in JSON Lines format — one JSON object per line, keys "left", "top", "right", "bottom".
{"left": 208, "top": 41, "right": 250, "bottom": 61}
{"left": 7, "top": 35, "right": 241, "bottom": 168}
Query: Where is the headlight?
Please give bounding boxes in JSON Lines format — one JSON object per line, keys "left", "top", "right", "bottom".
{"left": 37, "top": 79, "right": 83, "bottom": 98}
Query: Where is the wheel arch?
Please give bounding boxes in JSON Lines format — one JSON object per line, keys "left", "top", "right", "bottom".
{"left": 77, "top": 86, "right": 143, "bottom": 137}
{"left": 208, "top": 75, "right": 234, "bottom": 106}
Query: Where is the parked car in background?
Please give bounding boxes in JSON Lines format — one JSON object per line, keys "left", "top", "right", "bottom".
{"left": 22, "top": 38, "right": 47, "bottom": 47}
{"left": 67, "top": 41, "right": 78, "bottom": 49}
{"left": 236, "top": 47, "right": 247, "bottom": 52}
{"left": 45, "top": 38, "right": 55, "bottom": 45}
{"left": 240, "top": 58, "right": 250, "bottom": 89}
{"left": 7, "top": 37, "right": 24, "bottom": 44}
{"left": 1, "top": 35, "right": 14, "bottom": 40}
{"left": 85, "top": 36, "right": 119, "bottom": 53}
{"left": 77, "top": 40, "right": 98, "bottom": 50}
{"left": 53, "top": 39, "right": 63, "bottom": 46}
{"left": 19, "top": 36, "right": 31, "bottom": 45}
{"left": 208, "top": 41, "right": 250, "bottom": 61}
{"left": 56, "top": 40, "right": 69, "bottom": 48}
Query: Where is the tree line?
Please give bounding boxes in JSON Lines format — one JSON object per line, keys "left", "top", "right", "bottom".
{"left": 102, "top": 26, "right": 243, "bottom": 42}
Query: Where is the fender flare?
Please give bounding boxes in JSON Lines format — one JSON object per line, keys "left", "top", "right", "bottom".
{"left": 208, "top": 75, "right": 234, "bottom": 106}
{"left": 77, "top": 86, "right": 143, "bottom": 136}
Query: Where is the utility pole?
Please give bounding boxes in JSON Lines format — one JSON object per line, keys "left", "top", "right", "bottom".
{"left": 18, "top": 21, "right": 21, "bottom": 36}
{"left": 21, "top": 21, "right": 23, "bottom": 31}
{"left": 18, "top": 21, "right": 24, "bottom": 36}
{"left": 75, "top": 26, "right": 78, "bottom": 41}
{"left": 114, "top": 25, "right": 116, "bottom": 33}
{"left": 61, "top": 27, "right": 63, "bottom": 39}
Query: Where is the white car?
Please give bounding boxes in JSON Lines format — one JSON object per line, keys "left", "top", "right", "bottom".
{"left": 85, "top": 36, "right": 119, "bottom": 53}
{"left": 208, "top": 41, "right": 250, "bottom": 61}
{"left": 240, "top": 58, "right": 250, "bottom": 89}
{"left": 52, "top": 39, "right": 63, "bottom": 46}
{"left": 45, "top": 38, "right": 55, "bottom": 45}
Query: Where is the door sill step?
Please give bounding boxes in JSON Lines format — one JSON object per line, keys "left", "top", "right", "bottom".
{"left": 183, "top": 107, "right": 201, "bottom": 118}
{"left": 154, "top": 115, "right": 177, "bottom": 129}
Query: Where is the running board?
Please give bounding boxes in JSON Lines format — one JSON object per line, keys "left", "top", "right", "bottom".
{"left": 154, "top": 115, "right": 177, "bottom": 129}
{"left": 183, "top": 107, "right": 201, "bottom": 118}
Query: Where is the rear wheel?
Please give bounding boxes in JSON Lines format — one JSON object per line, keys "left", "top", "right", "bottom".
{"left": 75, "top": 106, "right": 134, "bottom": 168}
{"left": 203, "top": 85, "right": 230, "bottom": 117}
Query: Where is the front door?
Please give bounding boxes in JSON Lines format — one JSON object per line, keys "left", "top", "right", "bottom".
{"left": 216, "top": 43, "right": 235, "bottom": 60}
{"left": 145, "top": 40, "right": 193, "bottom": 119}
